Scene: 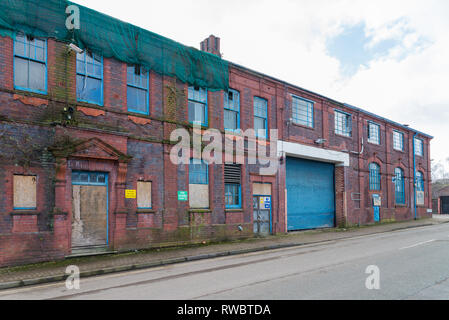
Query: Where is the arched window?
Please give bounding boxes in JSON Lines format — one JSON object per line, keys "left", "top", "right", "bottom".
{"left": 369, "top": 163, "right": 381, "bottom": 191}
{"left": 189, "top": 159, "right": 208, "bottom": 185}
{"left": 394, "top": 168, "right": 405, "bottom": 204}
{"left": 416, "top": 171, "right": 424, "bottom": 192}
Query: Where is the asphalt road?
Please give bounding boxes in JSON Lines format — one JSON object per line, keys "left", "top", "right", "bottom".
{"left": 2, "top": 223, "right": 449, "bottom": 300}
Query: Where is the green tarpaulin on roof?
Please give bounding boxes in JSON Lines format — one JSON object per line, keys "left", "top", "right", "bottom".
{"left": 0, "top": 0, "right": 229, "bottom": 91}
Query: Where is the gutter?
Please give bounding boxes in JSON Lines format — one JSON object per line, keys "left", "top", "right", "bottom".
{"left": 227, "top": 62, "right": 433, "bottom": 139}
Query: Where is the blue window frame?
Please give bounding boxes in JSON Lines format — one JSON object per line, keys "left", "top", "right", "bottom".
{"left": 13, "top": 33, "right": 47, "bottom": 94}
{"left": 224, "top": 89, "right": 240, "bottom": 131}
{"left": 188, "top": 86, "right": 208, "bottom": 126}
{"left": 189, "top": 159, "right": 209, "bottom": 185}
{"left": 393, "top": 130, "right": 404, "bottom": 151}
{"left": 76, "top": 51, "right": 103, "bottom": 105}
{"left": 72, "top": 171, "right": 107, "bottom": 186}
{"left": 224, "top": 164, "right": 241, "bottom": 209}
{"left": 368, "top": 121, "right": 380, "bottom": 145}
{"left": 254, "top": 97, "right": 268, "bottom": 138}
{"left": 369, "top": 163, "right": 381, "bottom": 191}
{"left": 127, "top": 65, "right": 149, "bottom": 115}
{"left": 292, "top": 96, "right": 314, "bottom": 128}
{"left": 416, "top": 171, "right": 424, "bottom": 192}
{"left": 225, "top": 184, "right": 241, "bottom": 208}
{"left": 394, "top": 168, "right": 405, "bottom": 205}
{"left": 335, "top": 110, "right": 352, "bottom": 137}
{"left": 414, "top": 138, "right": 424, "bottom": 156}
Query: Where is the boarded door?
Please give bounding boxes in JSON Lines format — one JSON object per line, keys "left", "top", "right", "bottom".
{"left": 286, "top": 157, "right": 335, "bottom": 231}
{"left": 72, "top": 172, "right": 108, "bottom": 248}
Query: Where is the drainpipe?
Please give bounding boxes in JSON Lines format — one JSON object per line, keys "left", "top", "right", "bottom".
{"left": 413, "top": 132, "right": 417, "bottom": 220}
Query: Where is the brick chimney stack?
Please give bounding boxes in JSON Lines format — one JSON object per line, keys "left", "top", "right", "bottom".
{"left": 200, "top": 35, "right": 221, "bottom": 57}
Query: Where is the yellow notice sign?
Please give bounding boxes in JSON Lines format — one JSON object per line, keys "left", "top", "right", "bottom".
{"left": 125, "top": 190, "right": 137, "bottom": 199}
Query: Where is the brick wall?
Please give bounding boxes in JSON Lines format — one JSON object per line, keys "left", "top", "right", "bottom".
{"left": 0, "top": 35, "right": 432, "bottom": 267}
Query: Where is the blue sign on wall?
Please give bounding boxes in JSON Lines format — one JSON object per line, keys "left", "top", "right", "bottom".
{"left": 264, "top": 197, "right": 271, "bottom": 209}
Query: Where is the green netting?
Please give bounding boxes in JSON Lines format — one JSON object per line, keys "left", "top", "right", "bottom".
{"left": 0, "top": 0, "right": 229, "bottom": 91}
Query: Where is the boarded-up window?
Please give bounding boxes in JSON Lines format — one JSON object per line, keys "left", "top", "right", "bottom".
{"left": 189, "top": 159, "right": 209, "bottom": 208}
{"left": 137, "top": 181, "right": 152, "bottom": 209}
{"left": 189, "top": 184, "right": 209, "bottom": 209}
{"left": 253, "top": 183, "right": 271, "bottom": 196}
{"left": 13, "top": 175, "right": 37, "bottom": 209}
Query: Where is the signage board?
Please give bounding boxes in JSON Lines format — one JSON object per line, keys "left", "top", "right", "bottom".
{"left": 373, "top": 194, "right": 381, "bottom": 207}
{"left": 178, "top": 191, "right": 188, "bottom": 201}
{"left": 416, "top": 191, "right": 425, "bottom": 206}
{"left": 125, "top": 189, "right": 136, "bottom": 199}
{"left": 260, "top": 196, "right": 271, "bottom": 209}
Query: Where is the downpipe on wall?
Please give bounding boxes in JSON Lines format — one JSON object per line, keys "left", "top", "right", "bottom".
{"left": 413, "top": 132, "right": 418, "bottom": 220}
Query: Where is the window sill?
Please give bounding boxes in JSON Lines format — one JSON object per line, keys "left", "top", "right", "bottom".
{"left": 335, "top": 133, "right": 353, "bottom": 140}
{"left": 225, "top": 209, "right": 243, "bottom": 213}
{"left": 395, "top": 204, "right": 408, "bottom": 208}
{"left": 10, "top": 210, "right": 40, "bottom": 216}
{"left": 188, "top": 123, "right": 209, "bottom": 129}
{"left": 367, "top": 141, "right": 381, "bottom": 146}
{"left": 224, "top": 128, "right": 241, "bottom": 134}
{"left": 14, "top": 87, "right": 48, "bottom": 97}
{"left": 136, "top": 209, "right": 155, "bottom": 214}
{"left": 291, "top": 122, "right": 314, "bottom": 131}
{"left": 77, "top": 99, "right": 104, "bottom": 108}
{"left": 128, "top": 110, "right": 150, "bottom": 117}
{"left": 189, "top": 209, "right": 212, "bottom": 213}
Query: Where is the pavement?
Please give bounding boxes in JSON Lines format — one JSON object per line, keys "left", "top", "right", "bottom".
{"left": 1, "top": 216, "right": 448, "bottom": 292}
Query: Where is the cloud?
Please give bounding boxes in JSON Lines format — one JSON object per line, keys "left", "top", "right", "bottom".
{"left": 73, "top": 0, "right": 449, "bottom": 163}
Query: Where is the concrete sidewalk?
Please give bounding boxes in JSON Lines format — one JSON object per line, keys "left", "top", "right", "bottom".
{"left": 1, "top": 217, "right": 448, "bottom": 290}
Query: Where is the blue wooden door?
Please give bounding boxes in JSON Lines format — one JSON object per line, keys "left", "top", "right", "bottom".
{"left": 286, "top": 157, "right": 335, "bottom": 231}
{"left": 374, "top": 206, "right": 380, "bottom": 222}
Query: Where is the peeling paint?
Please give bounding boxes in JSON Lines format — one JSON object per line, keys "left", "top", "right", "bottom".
{"left": 13, "top": 94, "right": 48, "bottom": 107}
{"left": 128, "top": 115, "right": 151, "bottom": 125}
{"left": 77, "top": 106, "right": 106, "bottom": 117}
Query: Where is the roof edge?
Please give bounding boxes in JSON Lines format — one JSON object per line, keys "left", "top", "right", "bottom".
{"left": 228, "top": 62, "right": 433, "bottom": 139}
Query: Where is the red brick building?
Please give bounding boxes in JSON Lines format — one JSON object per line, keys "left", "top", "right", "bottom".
{"left": 0, "top": 2, "right": 432, "bottom": 267}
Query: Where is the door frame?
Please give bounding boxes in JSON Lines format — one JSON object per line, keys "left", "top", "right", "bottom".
{"left": 253, "top": 194, "right": 272, "bottom": 235}
{"left": 71, "top": 171, "right": 109, "bottom": 246}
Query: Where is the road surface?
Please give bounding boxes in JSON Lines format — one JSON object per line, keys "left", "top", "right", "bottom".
{"left": 1, "top": 223, "right": 449, "bottom": 300}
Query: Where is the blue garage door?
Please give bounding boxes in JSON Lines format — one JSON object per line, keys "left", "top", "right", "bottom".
{"left": 286, "top": 157, "right": 335, "bottom": 231}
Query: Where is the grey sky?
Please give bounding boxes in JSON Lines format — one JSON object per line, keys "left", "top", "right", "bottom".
{"left": 73, "top": 0, "right": 449, "bottom": 166}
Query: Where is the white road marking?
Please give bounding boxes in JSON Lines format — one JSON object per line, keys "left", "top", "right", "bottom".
{"left": 399, "top": 239, "right": 436, "bottom": 250}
